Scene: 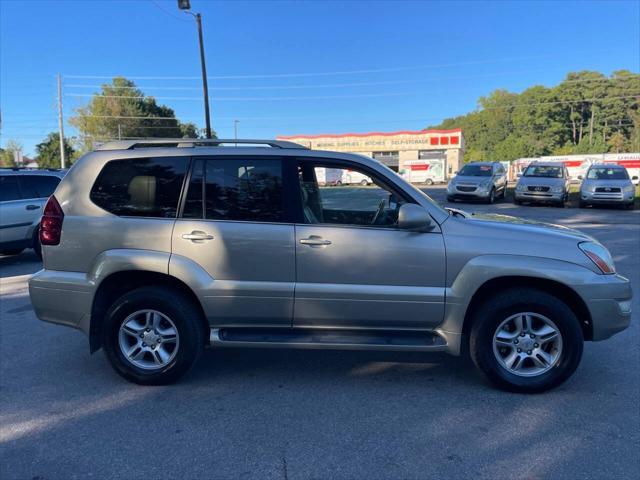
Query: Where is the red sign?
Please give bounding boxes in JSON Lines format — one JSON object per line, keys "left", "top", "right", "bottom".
{"left": 411, "top": 164, "right": 429, "bottom": 171}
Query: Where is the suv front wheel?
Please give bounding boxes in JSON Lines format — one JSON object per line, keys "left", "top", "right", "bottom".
{"left": 102, "top": 286, "right": 205, "bottom": 385}
{"left": 470, "top": 288, "right": 583, "bottom": 393}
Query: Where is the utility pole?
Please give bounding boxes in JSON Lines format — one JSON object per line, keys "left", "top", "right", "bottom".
{"left": 118, "top": 124, "right": 122, "bottom": 140}
{"left": 178, "top": 1, "right": 212, "bottom": 139}
{"left": 234, "top": 120, "right": 239, "bottom": 140}
{"left": 57, "top": 74, "right": 67, "bottom": 168}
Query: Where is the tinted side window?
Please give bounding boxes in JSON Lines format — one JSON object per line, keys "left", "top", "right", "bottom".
{"left": 90, "top": 157, "right": 187, "bottom": 218}
{"left": 0, "top": 176, "right": 21, "bottom": 202}
{"left": 183, "top": 158, "right": 283, "bottom": 222}
{"left": 19, "top": 175, "right": 61, "bottom": 199}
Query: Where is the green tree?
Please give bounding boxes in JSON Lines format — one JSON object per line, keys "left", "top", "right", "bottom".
{"left": 35, "top": 133, "right": 76, "bottom": 168}
{"left": 70, "top": 77, "right": 210, "bottom": 151}
{"left": 0, "top": 139, "right": 23, "bottom": 167}
{"left": 429, "top": 70, "right": 640, "bottom": 160}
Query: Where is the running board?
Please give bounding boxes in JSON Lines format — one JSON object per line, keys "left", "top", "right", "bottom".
{"left": 209, "top": 327, "right": 448, "bottom": 352}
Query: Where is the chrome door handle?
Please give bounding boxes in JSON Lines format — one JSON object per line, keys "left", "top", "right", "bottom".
{"left": 25, "top": 204, "right": 41, "bottom": 211}
{"left": 300, "top": 236, "right": 332, "bottom": 246}
{"left": 181, "top": 231, "right": 214, "bottom": 242}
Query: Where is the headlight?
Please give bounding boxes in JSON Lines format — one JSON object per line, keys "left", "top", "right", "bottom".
{"left": 623, "top": 184, "right": 635, "bottom": 193}
{"left": 447, "top": 182, "right": 455, "bottom": 191}
{"left": 582, "top": 183, "right": 595, "bottom": 193}
{"left": 479, "top": 181, "right": 491, "bottom": 190}
{"left": 516, "top": 183, "right": 526, "bottom": 191}
{"left": 551, "top": 185, "right": 564, "bottom": 193}
{"left": 579, "top": 242, "right": 615, "bottom": 274}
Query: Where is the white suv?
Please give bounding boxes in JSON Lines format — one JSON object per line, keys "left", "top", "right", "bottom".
{"left": 0, "top": 169, "right": 65, "bottom": 257}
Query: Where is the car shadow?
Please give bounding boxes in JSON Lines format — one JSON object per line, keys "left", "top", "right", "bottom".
{"left": 0, "top": 250, "right": 42, "bottom": 278}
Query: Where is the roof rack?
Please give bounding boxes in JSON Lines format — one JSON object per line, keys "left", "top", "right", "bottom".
{"left": 94, "top": 138, "right": 309, "bottom": 151}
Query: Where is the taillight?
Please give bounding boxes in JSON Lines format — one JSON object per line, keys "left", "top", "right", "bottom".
{"left": 40, "top": 195, "right": 64, "bottom": 246}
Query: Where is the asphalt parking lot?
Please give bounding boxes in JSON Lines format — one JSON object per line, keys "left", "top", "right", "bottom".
{"left": 1, "top": 186, "right": 639, "bottom": 480}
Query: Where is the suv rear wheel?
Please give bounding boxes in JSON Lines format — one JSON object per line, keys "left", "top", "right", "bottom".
{"left": 470, "top": 288, "right": 583, "bottom": 393}
{"left": 102, "top": 286, "right": 205, "bottom": 385}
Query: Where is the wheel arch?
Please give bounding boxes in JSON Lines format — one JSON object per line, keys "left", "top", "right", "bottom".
{"left": 461, "top": 276, "right": 593, "bottom": 342}
{"left": 90, "top": 270, "right": 208, "bottom": 353}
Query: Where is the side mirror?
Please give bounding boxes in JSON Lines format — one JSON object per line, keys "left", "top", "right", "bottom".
{"left": 398, "top": 204, "right": 433, "bottom": 231}
{"left": 453, "top": 171, "right": 458, "bottom": 175}
{"left": 516, "top": 172, "right": 522, "bottom": 178}
{"left": 633, "top": 176, "right": 639, "bottom": 181}
{"left": 578, "top": 175, "right": 583, "bottom": 180}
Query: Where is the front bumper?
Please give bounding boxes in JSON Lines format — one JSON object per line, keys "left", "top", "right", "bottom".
{"left": 581, "top": 190, "right": 634, "bottom": 205}
{"left": 29, "top": 269, "right": 94, "bottom": 336}
{"left": 515, "top": 190, "right": 565, "bottom": 203}
{"left": 447, "top": 187, "right": 492, "bottom": 200}
{"left": 572, "top": 273, "right": 632, "bottom": 341}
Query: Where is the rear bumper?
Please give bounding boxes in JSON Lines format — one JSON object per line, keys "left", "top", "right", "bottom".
{"left": 28, "top": 269, "right": 93, "bottom": 335}
{"left": 572, "top": 273, "right": 632, "bottom": 340}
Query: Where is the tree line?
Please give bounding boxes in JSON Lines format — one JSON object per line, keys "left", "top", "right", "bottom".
{"left": 1, "top": 76, "right": 209, "bottom": 168}
{"left": 430, "top": 70, "right": 639, "bottom": 162}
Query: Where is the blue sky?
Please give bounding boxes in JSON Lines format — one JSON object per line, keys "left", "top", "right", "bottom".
{"left": 1, "top": 0, "right": 639, "bottom": 156}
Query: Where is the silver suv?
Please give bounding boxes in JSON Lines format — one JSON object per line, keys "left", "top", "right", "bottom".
{"left": 0, "top": 168, "right": 65, "bottom": 258}
{"left": 29, "top": 139, "right": 632, "bottom": 392}
{"left": 579, "top": 164, "right": 636, "bottom": 209}
{"left": 446, "top": 161, "right": 507, "bottom": 204}
{"left": 514, "top": 162, "right": 570, "bottom": 207}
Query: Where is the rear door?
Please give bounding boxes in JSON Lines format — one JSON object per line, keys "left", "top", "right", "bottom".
{"left": 171, "top": 156, "right": 296, "bottom": 327}
{"left": 293, "top": 158, "right": 446, "bottom": 330}
{"left": 0, "top": 175, "right": 30, "bottom": 245}
{"left": 18, "top": 173, "right": 61, "bottom": 223}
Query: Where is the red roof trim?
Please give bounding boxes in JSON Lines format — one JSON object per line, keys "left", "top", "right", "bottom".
{"left": 277, "top": 128, "right": 462, "bottom": 140}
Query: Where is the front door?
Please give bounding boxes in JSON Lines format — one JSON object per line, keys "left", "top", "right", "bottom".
{"left": 171, "top": 156, "right": 295, "bottom": 328}
{"left": 293, "top": 159, "right": 446, "bottom": 330}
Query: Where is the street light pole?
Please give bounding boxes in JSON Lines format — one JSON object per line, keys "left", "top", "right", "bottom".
{"left": 178, "top": 1, "right": 212, "bottom": 139}
{"left": 195, "top": 13, "right": 212, "bottom": 139}
{"left": 234, "top": 120, "right": 239, "bottom": 140}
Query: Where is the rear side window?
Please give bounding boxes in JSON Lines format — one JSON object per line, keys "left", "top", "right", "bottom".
{"left": 183, "top": 158, "right": 283, "bottom": 222}
{"left": 0, "top": 176, "right": 21, "bottom": 202}
{"left": 90, "top": 157, "right": 188, "bottom": 218}
{"left": 19, "top": 175, "right": 61, "bottom": 199}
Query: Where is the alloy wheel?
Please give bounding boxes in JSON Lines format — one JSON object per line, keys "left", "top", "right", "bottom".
{"left": 118, "top": 309, "right": 180, "bottom": 370}
{"left": 492, "top": 312, "right": 563, "bottom": 377}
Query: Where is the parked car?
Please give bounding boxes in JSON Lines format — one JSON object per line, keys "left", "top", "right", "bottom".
{"left": 0, "top": 168, "right": 65, "bottom": 258}
{"left": 341, "top": 169, "right": 372, "bottom": 186}
{"left": 514, "top": 162, "right": 570, "bottom": 207}
{"left": 579, "top": 164, "right": 636, "bottom": 209}
{"left": 29, "top": 139, "right": 631, "bottom": 392}
{"left": 446, "top": 162, "right": 507, "bottom": 204}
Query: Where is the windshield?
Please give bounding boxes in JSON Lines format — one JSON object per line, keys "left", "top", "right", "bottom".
{"left": 587, "top": 167, "right": 629, "bottom": 180}
{"left": 458, "top": 164, "right": 493, "bottom": 177}
{"left": 523, "top": 165, "right": 563, "bottom": 178}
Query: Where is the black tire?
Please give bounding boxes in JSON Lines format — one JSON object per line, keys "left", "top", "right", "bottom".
{"left": 424, "top": 178, "right": 434, "bottom": 186}
{"left": 514, "top": 198, "right": 522, "bottom": 205}
{"left": 1, "top": 248, "right": 24, "bottom": 256}
{"left": 470, "top": 288, "right": 583, "bottom": 393}
{"left": 32, "top": 226, "right": 42, "bottom": 260}
{"left": 499, "top": 186, "right": 506, "bottom": 199}
{"left": 446, "top": 196, "right": 455, "bottom": 203}
{"left": 102, "top": 286, "right": 205, "bottom": 385}
{"left": 579, "top": 200, "right": 587, "bottom": 209}
{"left": 486, "top": 188, "right": 495, "bottom": 204}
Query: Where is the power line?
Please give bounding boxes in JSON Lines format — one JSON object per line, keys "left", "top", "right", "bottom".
{"left": 64, "top": 92, "right": 639, "bottom": 103}
{"left": 149, "top": 0, "right": 191, "bottom": 23}
{"left": 63, "top": 72, "right": 640, "bottom": 93}
{"left": 62, "top": 49, "right": 620, "bottom": 81}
